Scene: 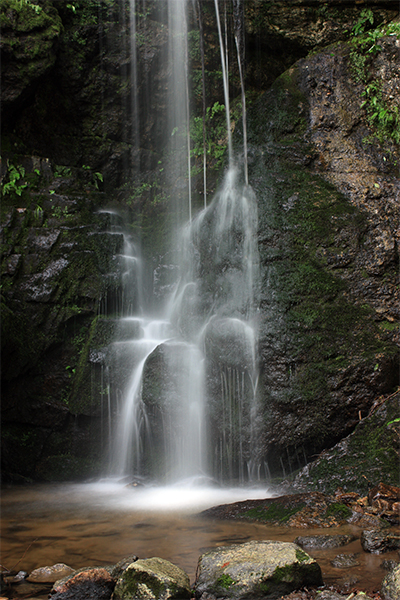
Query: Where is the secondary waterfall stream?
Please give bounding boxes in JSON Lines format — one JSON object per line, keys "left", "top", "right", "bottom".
{"left": 104, "top": 0, "right": 263, "bottom": 483}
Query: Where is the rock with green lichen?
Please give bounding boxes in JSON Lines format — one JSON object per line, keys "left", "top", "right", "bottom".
{"left": 112, "top": 557, "right": 191, "bottom": 600}
{"left": 292, "top": 393, "right": 400, "bottom": 495}
{"left": 247, "top": 38, "right": 399, "bottom": 477}
{"left": 194, "top": 540, "right": 322, "bottom": 600}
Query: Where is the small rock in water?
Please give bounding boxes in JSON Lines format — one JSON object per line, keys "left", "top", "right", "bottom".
{"left": 330, "top": 553, "right": 360, "bottom": 568}
{"left": 361, "top": 529, "right": 400, "bottom": 553}
{"left": 381, "top": 559, "right": 399, "bottom": 571}
{"left": 3, "top": 570, "right": 28, "bottom": 584}
{"left": 295, "top": 534, "right": 356, "bottom": 550}
{"left": 28, "top": 563, "right": 75, "bottom": 583}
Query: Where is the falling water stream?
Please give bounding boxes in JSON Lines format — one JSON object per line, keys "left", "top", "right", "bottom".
{"left": 106, "top": 0, "right": 263, "bottom": 485}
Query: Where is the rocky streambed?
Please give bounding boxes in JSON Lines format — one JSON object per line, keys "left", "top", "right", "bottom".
{"left": 1, "top": 483, "right": 399, "bottom": 600}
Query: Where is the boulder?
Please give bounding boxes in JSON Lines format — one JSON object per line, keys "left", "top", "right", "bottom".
{"left": 112, "top": 557, "right": 191, "bottom": 600}
{"left": 110, "top": 555, "right": 139, "bottom": 580}
{"left": 382, "top": 564, "right": 400, "bottom": 600}
{"left": 28, "top": 563, "right": 75, "bottom": 583}
{"left": 361, "top": 530, "right": 400, "bottom": 554}
{"left": 50, "top": 567, "right": 114, "bottom": 600}
{"left": 194, "top": 540, "right": 322, "bottom": 599}
{"left": 368, "top": 483, "right": 400, "bottom": 514}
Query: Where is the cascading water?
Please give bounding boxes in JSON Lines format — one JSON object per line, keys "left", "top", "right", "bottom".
{"left": 106, "top": 0, "right": 264, "bottom": 484}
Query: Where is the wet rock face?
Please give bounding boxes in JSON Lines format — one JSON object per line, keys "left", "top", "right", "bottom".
{"left": 297, "top": 39, "right": 400, "bottom": 322}
{"left": 0, "top": 1, "right": 62, "bottom": 119}
{"left": 244, "top": 1, "right": 398, "bottom": 91}
{"left": 0, "top": 165, "right": 130, "bottom": 482}
{"left": 292, "top": 393, "right": 400, "bottom": 495}
{"left": 1, "top": 0, "right": 399, "bottom": 484}
{"left": 247, "top": 28, "right": 399, "bottom": 477}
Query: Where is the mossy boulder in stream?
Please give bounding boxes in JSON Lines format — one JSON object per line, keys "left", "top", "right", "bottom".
{"left": 194, "top": 540, "right": 322, "bottom": 600}
{"left": 113, "top": 557, "right": 191, "bottom": 600}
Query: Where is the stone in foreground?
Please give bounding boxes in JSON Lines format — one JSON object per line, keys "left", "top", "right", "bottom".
{"left": 28, "top": 563, "right": 75, "bottom": 583}
{"left": 50, "top": 567, "right": 114, "bottom": 599}
{"left": 194, "top": 540, "right": 323, "bottom": 599}
{"left": 112, "top": 557, "right": 191, "bottom": 600}
{"left": 382, "top": 564, "right": 400, "bottom": 600}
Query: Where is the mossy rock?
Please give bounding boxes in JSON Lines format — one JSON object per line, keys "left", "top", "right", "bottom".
{"left": 1, "top": 0, "right": 62, "bottom": 113}
{"left": 113, "top": 557, "right": 191, "bottom": 600}
{"left": 195, "top": 541, "right": 322, "bottom": 599}
{"left": 293, "top": 393, "right": 400, "bottom": 495}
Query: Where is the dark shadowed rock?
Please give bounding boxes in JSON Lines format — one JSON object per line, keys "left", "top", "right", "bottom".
{"left": 50, "top": 567, "right": 114, "bottom": 600}
{"left": 110, "top": 554, "right": 139, "bottom": 579}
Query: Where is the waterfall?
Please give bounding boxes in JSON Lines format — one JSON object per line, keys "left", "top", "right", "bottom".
{"left": 105, "top": 0, "right": 263, "bottom": 484}
{"left": 214, "top": 0, "right": 233, "bottom": 165}
{"left": 130, "top": 0, "right": 139, "bottom": 171}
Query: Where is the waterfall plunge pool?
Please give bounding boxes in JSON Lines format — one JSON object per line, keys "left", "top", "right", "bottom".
{"left": 1, "top": 481, "right": 397, "bottom": 597}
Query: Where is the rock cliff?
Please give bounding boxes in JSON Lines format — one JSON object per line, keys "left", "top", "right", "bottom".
{"left": 1, "top": 0, "right": 398, "bottom": 483}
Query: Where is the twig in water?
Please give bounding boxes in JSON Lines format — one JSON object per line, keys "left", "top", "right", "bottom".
{"left": 0, "top": 538, "right": 39, "bottom": 574}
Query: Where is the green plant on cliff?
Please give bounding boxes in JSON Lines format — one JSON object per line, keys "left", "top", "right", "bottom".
{"left": 190, "top": 101, "right": 227, "bottom": 173}
{"left": 349, "top": 18, "right": 400, "bottom": 146}
{"left": 1, "top": 162, "right": 28, "bottom": 197}
{"left": 351, "top": 8, "right": 374, "bottom": 37}
{"left": 361, "top": 82, "right": 400, "bottom": 145}
{"left": 2, "top": 0, "right": 42, "bottom": 15}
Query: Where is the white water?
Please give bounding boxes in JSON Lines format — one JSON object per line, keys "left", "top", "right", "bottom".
{"left": 105, "top": 0, "right": 261, "bottom": 485}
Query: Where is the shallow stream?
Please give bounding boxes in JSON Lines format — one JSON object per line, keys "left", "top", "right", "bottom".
{"left": 1, "top": 482, "right": 397, "bottom": 598}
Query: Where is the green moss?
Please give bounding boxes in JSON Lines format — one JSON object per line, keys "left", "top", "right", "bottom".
{"left": 243, "top": 502, "right": 305, "bottom": 523}
{"left": 215, "top": 574, "right": 235, "bottom": 589}
{"left": 295, "top": 549, "right": 310, "bottom": 563}
{"left": 348, "top": 20, "right": 400, "bottom": 147}
{"left": 303, "top": 394, "right": 400, "bottom": 493}
{"left": 325, "top": 502, "right": 352, "bottom": 520}
{"left": 272, "top": 565, "right": 296, "bottom": 583}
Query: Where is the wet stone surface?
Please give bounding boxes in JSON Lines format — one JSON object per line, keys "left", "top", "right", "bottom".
{"left": 330, "top": 553, "right": 360, "bottom": 569}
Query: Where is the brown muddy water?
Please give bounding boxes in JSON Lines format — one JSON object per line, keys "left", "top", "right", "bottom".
{"left": 0, "top": 482, "right": 397, "bottom": 598}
